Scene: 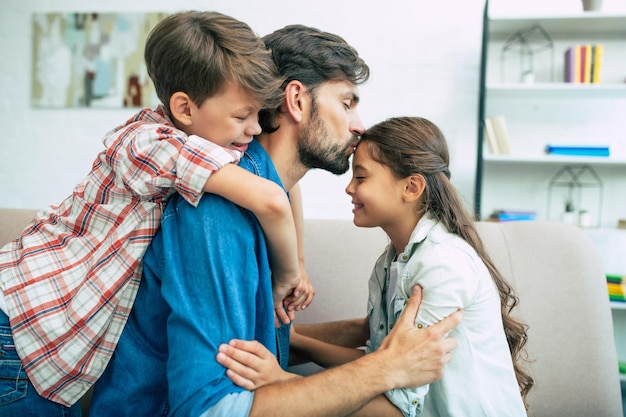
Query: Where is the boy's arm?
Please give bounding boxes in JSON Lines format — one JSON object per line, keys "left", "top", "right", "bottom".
{"left": 284, "top": 183, "right": 315, "bottom": 311}
{"left": 203, "top": 163, "right": 300, "bottom": 325}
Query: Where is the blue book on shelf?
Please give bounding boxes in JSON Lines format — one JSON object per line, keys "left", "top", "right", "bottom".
{"left": 545, "top": 145, "right": 609, "bottom": 157}
{"left": 490, "top": 210, "right": 537, "bottom": 222}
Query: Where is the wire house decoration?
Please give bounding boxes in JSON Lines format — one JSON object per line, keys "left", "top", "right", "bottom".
{"left": 500, "top": 23, "right": 554, "bottom": 83}
{"left": 547, "top": 164, "right": 603, "bottom": 227}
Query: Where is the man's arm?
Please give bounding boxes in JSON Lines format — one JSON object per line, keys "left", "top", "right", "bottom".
{"left": 249, "top": 286, "right": 461, "bottom": 417}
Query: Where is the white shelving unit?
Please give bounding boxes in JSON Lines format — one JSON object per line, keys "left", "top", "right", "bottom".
{"left": 475, "top": 3, "right": 626, "bottom": 395}
{"left": 475, "top": 8, "right": 626, "bottom": 227}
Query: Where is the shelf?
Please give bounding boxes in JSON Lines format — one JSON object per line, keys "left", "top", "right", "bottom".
{"left": 488, "top": 12, "right": 626, "bottom": 36}
{"left": 486, "top": 83, "right": 626, "bottom": 98}
{"left": 483, "top": 154, "right": 626, "bottom": 166}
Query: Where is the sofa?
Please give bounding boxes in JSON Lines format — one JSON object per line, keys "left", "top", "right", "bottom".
{"left": 1, "top": 208, "right": 623, "bottom": 416}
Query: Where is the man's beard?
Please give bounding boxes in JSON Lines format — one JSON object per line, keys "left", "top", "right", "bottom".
{"left": 297, "top": 105, "right": 353, "bottom": 175}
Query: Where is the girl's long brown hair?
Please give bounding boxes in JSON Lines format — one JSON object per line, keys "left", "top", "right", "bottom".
{"left": 360, "top": 116, "right": 534, "bottom": 407}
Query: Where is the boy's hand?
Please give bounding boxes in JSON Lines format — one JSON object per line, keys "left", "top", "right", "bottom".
{"left": 284, "top": 269, "right": 315, "bottom": 312}
{"left": 216, "top": 339, "right": 299, "bottom": 390}
{"left": 272, "top": 276, "right": 299, "bottom": 327}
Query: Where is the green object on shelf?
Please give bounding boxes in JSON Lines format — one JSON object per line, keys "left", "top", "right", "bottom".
{"left": 619, "top": 361, "right": 626, "bottom": 375}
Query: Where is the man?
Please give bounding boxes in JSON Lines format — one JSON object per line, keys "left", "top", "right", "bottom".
{"left": 90, "top": 24, "right": 462, "bottom": 417}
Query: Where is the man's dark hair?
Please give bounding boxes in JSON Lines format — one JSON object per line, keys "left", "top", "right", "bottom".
{"left": 259, "top": 25, "right": 370, "bottom": 132}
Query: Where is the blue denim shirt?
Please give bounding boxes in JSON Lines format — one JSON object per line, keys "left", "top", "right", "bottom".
{"left": 90, "top": 140, "right": 290, "bottom": 417}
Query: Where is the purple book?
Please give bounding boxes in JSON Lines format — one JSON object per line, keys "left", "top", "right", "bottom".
{"left": 564, "top": 47, "right": 575, "bottom": 83}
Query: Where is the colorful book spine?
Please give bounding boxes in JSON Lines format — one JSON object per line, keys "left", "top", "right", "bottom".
{"left": 579, "top": 45, "right": 586, "bottom": 83}
{"left": 607, "top": 274, "right": 625, "bottom": 303}
{"left": 564, "top": 44, "right": 603, "bottom": 84}
{"left": 489, "top": 210, "right": 537, "bottom": 222}
{"left": 564, "top": 47, "right": 575, "bottom": 83}
{"left": 592, "top": 44, "right": 603, "bottom": 83}
{"left": 583, "top": 44, "right": 592, "bottom": 83}
{"left": 545, "top": 145, "right": 610, "bottom": 157}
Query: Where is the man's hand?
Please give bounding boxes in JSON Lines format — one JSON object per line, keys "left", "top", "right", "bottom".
{"left": 377, "top": 285, "right": 463, "bottom": 389}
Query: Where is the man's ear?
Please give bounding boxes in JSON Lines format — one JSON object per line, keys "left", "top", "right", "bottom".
{"left": 403, "top": 174, "right": 426, "bottom": 203}
{"left": 283, "top": 80, "right": 307, "bottom": 123}
{"left": 169, "top": 92, "right": 193, "bottom": 126}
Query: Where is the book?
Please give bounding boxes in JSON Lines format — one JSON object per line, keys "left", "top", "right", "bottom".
{"left": 582, "top": 44, "right": 592, "bottom": 83}
{"left": 579, "top": 45, "right": 585, "bottom": 83}
{"left": 490, "top": 115, "right": 511, "bottom": 154}
{"left": 489, "top": 210, "right": 537, "bottom": 222}
{"left": 592, "top": 44, "right": 603, "bottom": 83}
{"left": 564, "top": 47, "right": 575, "bottom": 82}
{"left": 483, "top": 117, "right": 500, "bottom": 154}
{"left": 545, "top": 145, "right": 610, "bottom": 157}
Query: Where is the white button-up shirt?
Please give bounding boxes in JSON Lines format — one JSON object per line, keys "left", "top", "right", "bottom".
{"left": 365, "top": 215, "right": 527, "bottom": 417}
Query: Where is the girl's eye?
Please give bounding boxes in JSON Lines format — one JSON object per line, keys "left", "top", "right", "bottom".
{"left": 343, "top": 101, "right": 352, "bottom": 110}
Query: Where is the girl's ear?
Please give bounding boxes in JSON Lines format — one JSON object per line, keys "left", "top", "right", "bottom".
{"left": 169, "top": 92, "right": 193, "bottom": 126}
{"left": 283, "top": 80, "right": 306, "bottom": 123}
{"left": 403, "top": 174, "right": 426, "bottom": 203}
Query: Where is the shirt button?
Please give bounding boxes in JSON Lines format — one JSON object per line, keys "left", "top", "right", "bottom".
{"left": 417, "top": 323, "right": 423, "bottom": 329}
{"left": 379, "top": 324, "right": 384, "bottom": 330}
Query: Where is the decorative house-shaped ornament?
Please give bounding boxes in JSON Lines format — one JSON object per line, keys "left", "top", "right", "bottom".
{"left": 500, "top": 23, "right": 554, "bottom": 83}
{"left": 547, "top": 164, "right": 603, "bottom": 227}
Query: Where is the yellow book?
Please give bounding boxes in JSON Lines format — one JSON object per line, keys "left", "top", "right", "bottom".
{"left": 583, "top": 44, "right": 592, "bottom": 84}
{"left": 608, "top": 282, "right": 625, "bottom": 295}
{"left": 592, "top": 44, "right": 604, "bottom": 83}
{"left": 573, "top": 45, "right": 581, "bottom": 84}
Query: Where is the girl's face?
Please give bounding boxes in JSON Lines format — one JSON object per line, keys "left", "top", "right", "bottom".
{"left": 345, "top": 143, "right": 409, "bottom": 230}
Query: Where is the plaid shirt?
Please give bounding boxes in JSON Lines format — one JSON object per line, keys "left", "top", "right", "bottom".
{"left": 0, "top": 105, "right": 240, "bottom": 406}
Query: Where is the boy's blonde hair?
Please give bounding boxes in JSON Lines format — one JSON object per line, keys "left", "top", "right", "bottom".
{"left": 145, "top": 11, "right": 284, "bottom": 115}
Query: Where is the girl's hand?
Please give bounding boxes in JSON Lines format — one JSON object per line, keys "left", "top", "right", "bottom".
{"left": 283, "top": 269, "right": 315, "bottom": 312}
{"left": 216, "top": 339, "right": 299, "bottom": 390}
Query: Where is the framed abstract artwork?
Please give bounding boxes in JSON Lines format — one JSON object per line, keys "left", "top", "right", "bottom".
{"left": 31, "top": 12, "right": 168, "bottom": 108}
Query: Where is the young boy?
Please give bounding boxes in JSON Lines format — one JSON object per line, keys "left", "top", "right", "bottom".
{"left": 0, "top": 10, "right": 311, "bottom": 415}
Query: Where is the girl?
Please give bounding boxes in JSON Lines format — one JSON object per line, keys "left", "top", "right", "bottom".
{"left": 218, "top": 116, "right": 533, "bottom": 416}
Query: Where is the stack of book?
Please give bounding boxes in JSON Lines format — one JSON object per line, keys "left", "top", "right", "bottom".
{"left": 483, "top": 115, "right": 511, "bottom": 155}
{"left": 607, "top": 274, "right": 625, "bottom": 303}
{"left": 564, "top": 44, "right": 603, "bottom": 84}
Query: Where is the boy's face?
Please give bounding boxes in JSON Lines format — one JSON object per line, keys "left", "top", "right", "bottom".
{"left": 188, "top": 82, "right": 262, "bottom": 153}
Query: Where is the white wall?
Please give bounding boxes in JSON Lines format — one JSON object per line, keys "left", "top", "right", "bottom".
{"left": 0, "top": 0, "right": 486, "bottom": 219}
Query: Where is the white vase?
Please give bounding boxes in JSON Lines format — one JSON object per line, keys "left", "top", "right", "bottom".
{"left": 562, "top": 212, "right": 576, "bottom": 225}
{"left": 582, "top": 0, "right": 602, "bottom": 11}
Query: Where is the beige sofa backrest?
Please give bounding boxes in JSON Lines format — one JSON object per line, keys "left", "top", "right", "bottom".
{"left": 0, "top": 208, "right": 39, "bottom": 248}
{"left": 0, "top": 209, "right": 623, "bottom": 416}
